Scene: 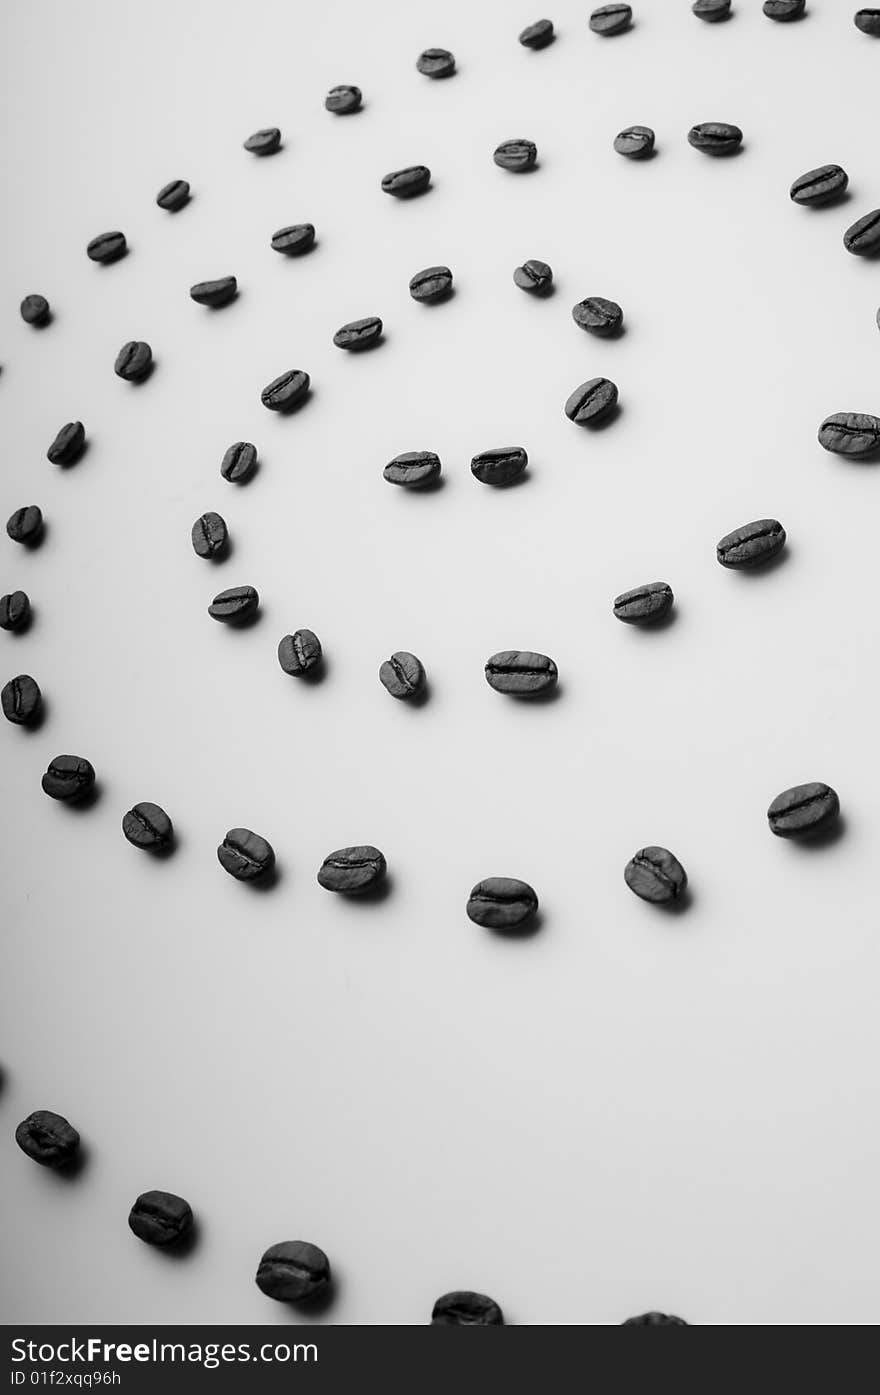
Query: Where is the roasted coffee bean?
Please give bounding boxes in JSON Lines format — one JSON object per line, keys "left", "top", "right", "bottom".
{"left": 624, "top": 847, "right": 687, "bottom": 904}
{"left": 466, "top": 877, "right": 539, "bottom": 930}
{"left": 156, "top": 179, "right": 190, "bottom": 211}
{"left": 431, "top": 1292, "right": 504, "bottom": 1326}
{"left": 844, "top": 209, "right": 880, "bottom": 256}
{"left": 122, "top": 802, "right": 173, "bottom": 851}
{"left": 716, "top": 519, "right": 786, "bottom": 569}
{"left": 20, "top": 294, "right": 50, "bottom": 325}
{"left": 790, "top": 165, "right": 848, "bottom": 206}
{"left": 217, "top": 828, "right": 275, "bottom": 880}
{"left": 114, "top": 341, "right": 152, "bottom": 381}
{"left": 220, "top": 441, "right": 258, "bottom": 483}
{"left": 261, "top": 369, "right": 310, "bottom": 411}
{"left": 6, "top": 505, "right": 43, "bottom": 545}
{"left": 42, "top": 755, "right": 96, "bottom": 802}
{"left": 326, "top": 84, "right": 362, "bottom": 113}
{"left": 208, "top": 585, "right": 259, "bottom": 624}
{"left": 416, "top": 48, "right": 456, "bottom": 77}
{"left": 2, "top": 674, "right": 41, "bottom": 725}
{"left": 271, "top": 223, "right": 316, "bottom": 255}
{"left": 564, "top": 377, "right": 619, "bottom": 425}
{"left": 333, "top": 316, "right": 383, "bottom": 350}
{"left": 855, "top": 9, "right": 880, "bottom": 34}
{"left": 379, "top": 651, "right": 425, "bottom": 698}
{"left": 409, "top": 266, "right": 453, "bottom": 302}
{"left": 128, "top": 1191, "right": 193, "bottom": 1245}
{"left": 191, "top": 512, "right": 228, "bottom": 558}
{"left": 693, "top": 0, "right": 731, "bottom": 19}
{"left": 818, "top": 412, "right": 880, "bottom": 456}
{"left": 589, "top": 4, "right": 633, "bottom": 34}
{"left": 15, "top": 1110, "right": 80, "bottom": 1167}
{"left": 190, "top": 276, "right": 237, "bottom": 307}
{"left": 688, "top": 122, "right": 743, "bottom": 154}
{"left": 384, "top": 451, "right": 442, "bottom": 488}
{"left": 767, "top": 782, "right": 840, "bottom": 838}
{"left": 485, "top": 650, "right": 557, "bottom": 696}
{"left": 572, "top": 296, "right": 624, "bottom": 337}
{"left": 519, "top": 18, "right": 555, "bottom": 47}
{"left": 763, "top": 0, "right": 804, "bottom": 18}
{"left": 493, "top": 139, "right": 538, "bottom": 171}
{"left": 514, "top": 259, "right": 553, "bottom": 293}
{"left": 614, "top": 125, "right": 655, "bottom": 158}
{"left": 244, "top": 127, "right": 281, "bottom": 154}
{"left": 256, "top": 1242, "right": 331, "bottom": 1302}
{"left": 613, "top": 581, "right": 674, "bottom": 624}
{"left": 471, "top": 445, "right": 528, "bottom": 487}
{"left": 278, "top": 629, "right": 322, "bottom": 675}
{"left": 47, "top": 420, "right": 85, "bottom": 466}
{"left": 87, "top": 230, "right": 127, "bottom": 263}
{"left": 317, "top": 845, "right": 387, "bottom": 894}
{"left": 623, "top": 1312, "right": 688, "bottom": 1326}
{"left": 0, "top": 591, "right": 30, "bottom": 632}
{"left": 381, "top": 166, "right": 432, "bottom": 198}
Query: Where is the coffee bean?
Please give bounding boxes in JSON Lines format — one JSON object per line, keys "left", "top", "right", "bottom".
{"left": 613, "top": 581, "right": 673, "bottom": 624}
{"left": 15, "top": 1110, "right": 80, "bottom": 1167}
{"left": 42, "top": 755, "right": 96, "bottom": 802}
{"left": 485, "top": 650, "right": 557, "bottom": 696}
{"left": 493, "top": 139, "right": 538, "bottom": 171}
{"left": 384, "top": 451, "right": 442, "bottom": 488}
{"left": 623, "top": 1312, "right": 688, "bottom": 1326}
{"left": 818, "top": 412, "right": 880, "bottom": 456}
{"left": 2, "top": 674, "right": 41, "bottom": 725}
{"left": 431, "top": 1292, "right": 504, "bottom": 1325}
{"left": 208, "top": 585, "right": 259, "bottom": 624}
{"left": 855, "top": 9, "right": 880, "bottom": 34}
{"left": 114, "top": 341, "right": 152, "bottom": 382}
{"left": 564, "top": 377, "right": 619, "bottom": 425}
{"left": 271, "top": 223, "right": 316, "bottom": 255}
{"left": 614, "top": 126, "right": 655, "bottom": 159}
{"left": 47, "top": 420, "right": 85, "bottom": 466}
{"left": 128, "top": 1191, "right": 193, "bottom": 1246}
{"left": 688, "top": 122, "right": 743, "bottom": 154}
{"left": 0, "top": 591, "right": 30, "bottom": 632}
{"left": 244, "top": 127, "right": 281, "bottom": 154}
{"left": 572, "top": 296, "right": 624, "bottom": 336}
{"left": 763, "top": 0, "right": 804, "bottom": 18}
{"left": 20, "top": 294, "right": 50, "bottom": 325}
{"left": 471, "top": 445, "right": 528, "bottom": 487}
{"left": 256, "top": 1241, "right": 331, "bottom": 1302}
{"left": 278, "top": 629, "right": 322, "bottom": 675}
{"left": 261, "top": 369, "right": 310, "bottom": 411}
{"left": 87, "top": 230, "right": 127, "bottom": 263}
{"left": 693, "top": 0, "right": 731, "bottom": 18}
{"left": 317, "top": 845, "right": 387, "bottom": 894}
{"left": 122, "top": 802, "right": 173, "bottom": 851}
{"left": 6, "top": 505, "right": 43, "bottom": 545}
{"left": 191, "top": 512, "right": 228, "bottom": 558}
{"left": 326, "top": 84, "right": 362, "bottom": 113}
{"left": 217, "top": 828, "right": 275, "bottom": 880}
{"left": 379, "top": 651, "right": 425, "bottom": 698}
{"left": 844, "top": 209, "right": 880, "bottom": 257}
{"left": 767, "top": 782, "right": 840, "bottom": 838}
{"left": 409, "top": 265, "right": 453, "bottom": 302}
{"left": 190, "top": 276, "right": 237, "bottom": 307}
{"left": 156, "top": 179, "right": 190, "bottom": 211}
{"left": 789, "top": 165, "right": 848, "bottom": 206}
{"left": 416, "top": 48, "right": 456, "bottom": 77}
{"left": 624, "top": 846, "right": 687, "bottom": 904}
{"left": 589, "top": 4, "right": 633, "bottom": 35}
{"left": 466, "top": 877, "right": 539, "bottom": 930}
{"left": 381, "top": 166, "right": 432, "bottom": 198}
{"left": 220, "top": 441, "right": 258, "bottom": 483}
{"left": 519, "top": 19, "right": 555, "bottom": 47}
{"left": 333, "top": 316, "right": 383, "bottom": 350}
{"left": 513, "top": 259, "right": 553, "bottom": 293}
{"left": 716, "top": 519, "right": 786, "bottom": 568}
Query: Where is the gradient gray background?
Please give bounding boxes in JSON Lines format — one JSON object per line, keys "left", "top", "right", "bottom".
{"left": 2, "top": 0, "right": 879, "bottom": 1326}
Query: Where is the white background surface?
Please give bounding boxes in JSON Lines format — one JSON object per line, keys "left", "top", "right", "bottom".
{"left": 2, "top": 0, "right": 880, "bottom": 1326}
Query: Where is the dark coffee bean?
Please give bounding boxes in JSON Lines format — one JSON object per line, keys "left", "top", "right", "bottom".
{"left": 493, "top": 139, "right": 538, "bottom": 172}
{"left": 613, "top": 581, "right": 674, "bottom": 624}
{"left": 624, "top": 846, "right": 687, "bottom": 904}
{"left": 471, "top": 445, "right": 528, "bottom": 487}
{"left": 763, "top": 0, "right": 804, "bottom": 18}
{"left": 564, "top": 377, "right": 619, "bottom": 425}
{"left": 20, "top": 294, "right": 50, "bottom": 325}
{"left": 789, "top": 165, "right": 848, "bottom": 206}
{"left": 114, "top": 341, "right": 152, "bottom": 381}
{"left": 128, "top": 1190, "right": 193, "bottom": 1246}
{"left": 156, "top": 179, "right": 190, "bottom": 211}
{"left": 383, "top": 451, "right": 442, "bottom": 487}
{"left": 589, "top": 4, "right": 633, "bottom": 35}
{"left": 409, "top": 265, "right": 453, "bottom": 302}
{"left": 379, "top": 650, "right": 425, "bottom": 699}
{"left": 572, "top": 296, "right": 624, "bottom": 336}
{"left": 326, "top": 84, "right": 362, "bottom": 113}
{"left": 381, "top": 166, "right": 432, "bottom": 198}
{"left": 466, "top": 877, "right": 539, "bottom": 930}
{"left": 191, "top": 512, "right": 228, "bottom": 558}
{"left": 333, "top": 316, "right": 383, "bottom": 350}
{"left": 278, "top": 629, "right": 322, "bottom": 675}
{"left": 2, "top": 674, "right": 41, "bottom": 725}
{"left": 15, "top": 1110, "right": 80, "bottom": 1168}
{"left": 208, "top": 585, "right": 259, "bottom": 624}
{"left": 317, "top": 845, "right": 387, "bottom": 894}
{"left": 431, "top": 1292, "right": 504, "bottom": 1325}
{"left": 623, "top": 1312, "right": 688, "bottom": 1326}
{"left": 818, "top": 412, "right": 880, "bottom": 456}
{"left": 256, "top": 1241, "right": 331, "bottom": 1302}
{"left": 767, "top": 782, "right": 840, "bottom": 838}
{"left": 855, "top": 9, "right": 880, "bottom": 35}
{"left": 122, "top": 802, "right": 173, "bottom": 851}
{"left": 693, "top": 0, "right": 731, "bottom": 19}
{"left": 519, "top": 19, "right": 555, "bottom": 47}
{"left": 485, "top": 650, "right": 557, "bottom": 696}
{"left": 47, "top": 420, "right": 85, "bottom": 466}
{"left": 716, "top": 519, "right": 786, "bottom": 569}
{"left": 416, "top": 48, "right": 456, "bottom": 77}
{"left": 614, "top": 126, "right": 655, "bottom": 159}
{"left": 190, "top": 276, "right": 237, "bottom": 307}
{"left": 0, "top": 591, "right": 30, "bottom": 632}
{"left": 87, "top": 230, "right": 127, "bottom": 263}
{"left": 42, "top": 755, "right": 96, "bottom": 802}
{"left": 844, "top": 209, "right": 880, "bottom": 256}
{"left": 271, "top": 223, "right": 316, "bottom": 255}
{"left": 220, "top": 440, "right": 258, "bottom": 483}
{"left": 688, "top": 122, "right": 743, "bottom": 154}
{"left": 514, "top": 259, "right": 553, "bottom": 293}
{"left": 6, "top": 505, "right": 43, "bottom": 545}
{"left": 261, "top": 369, "right": 310, "bottom": 411}
{"left": 244, "top": 127, "right": 281, "bottom": 154}
{"left": 217, "top": 828, "right": 275, "bottom": 880}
